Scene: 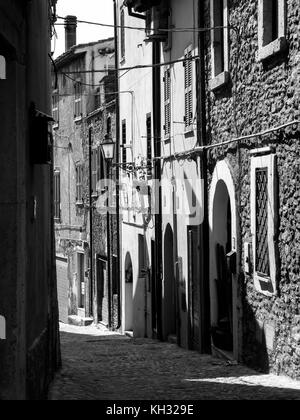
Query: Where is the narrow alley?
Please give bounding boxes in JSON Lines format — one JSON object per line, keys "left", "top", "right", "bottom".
{"left": 49, "top": 325, "right": 300, "bottom": 401}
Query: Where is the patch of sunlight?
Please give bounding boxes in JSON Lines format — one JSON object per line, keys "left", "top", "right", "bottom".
{"left": 184, "top": 375, "right": 300, "bottom": 390}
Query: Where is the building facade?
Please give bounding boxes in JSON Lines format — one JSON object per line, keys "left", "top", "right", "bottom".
{"left": 0, "top": 0, "right": 60, "bottom": 400}
{"left": 116, "top": 0, "right": 300, "bottom": 380}
{"left": 52, "top": 20, "right": 119, "bottom": 328}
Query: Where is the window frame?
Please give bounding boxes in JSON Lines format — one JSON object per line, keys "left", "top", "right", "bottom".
{"left": 91, "top": 148, "right": 98, "bottom": 197}
{"left": 76, "top": 163, "right": 84, "bottom": 205}
{"left": 52, "top": 89, "right": 59, "bottom": 128}
{"left": 250, "top": 151, "right": 278, "bottom": 297}
{"left": 74, "top": 80, "right": 82, "bottom": 120}
{"left": 209, "top": 0, "right": 230, "bottom": 92}
{"left": 257, "top": 0, "right": 287, "bottom": 62}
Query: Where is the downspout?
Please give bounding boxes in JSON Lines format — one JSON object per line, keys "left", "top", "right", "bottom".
{"left": 113, "top": 0, "right": 122, "bottom": 330}
{"left": 198, "top": 0, "right": 211, "bottom": 354}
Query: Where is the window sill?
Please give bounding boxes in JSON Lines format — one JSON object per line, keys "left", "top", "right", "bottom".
{"left": 74, "top": 116, "right": 83, "bottom": 124}
{"left": 209, "top": 71, "right": 230, "bottom": 92}
{"left": 184, "top": 126, "right": 194, "bottom": 136}
{"left": 257, "top": 37, "right": 288, "bottom": 62}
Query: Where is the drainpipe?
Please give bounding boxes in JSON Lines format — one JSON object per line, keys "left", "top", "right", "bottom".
{"left": 198, "top": 0, "right": 211, "bottom": 354}
{"left": 113, "top": 0, "right": 122, "bottom": 330}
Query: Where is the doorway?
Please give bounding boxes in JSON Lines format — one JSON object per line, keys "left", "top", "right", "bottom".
{"left": 209, "top": 161, "right": 239, "bottom": 360}
{"left": 163, "top": 224, "right": 176, "bottom": 341}
{"left": 96, "top": 256, "right": 108, "bottom": 325}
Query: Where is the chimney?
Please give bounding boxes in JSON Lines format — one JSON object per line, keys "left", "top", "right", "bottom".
{"left": 65, "top": 15, "right": 77, "bottom": 51}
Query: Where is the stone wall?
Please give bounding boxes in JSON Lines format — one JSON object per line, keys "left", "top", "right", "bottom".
{"left": 204, "top": 0, "right": 300, "bottom": 379}
{"left": 83, "top": 98, "right": 120, "bottom": 330}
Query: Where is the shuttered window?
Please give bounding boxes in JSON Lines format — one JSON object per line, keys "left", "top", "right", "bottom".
{"left": 146, "top": 114, "right": 152, "bottom": 179}
{"left": 164, "top": 69, "right": 171, "bottom": 138}
{"left": 120, "top": 8, "right": 125, "bottom": 61}
{"left": 92, "top": 149, "right": 98, "bottom": 195}
{"left": 76, "top": 164, "right": 84, "bottom": 204}
{"left": 184, "top": 46, "right": 193, "bottom": 131}
{"left": 122, "top": 120, "right": 127, "bottom": 167}
{"left": 54, "top": 170, "right": 61, "bottom": 222}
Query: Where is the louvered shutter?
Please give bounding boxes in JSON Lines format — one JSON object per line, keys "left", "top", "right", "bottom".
{"left": 184, "top": 48, "right": 193, "bottom": 130}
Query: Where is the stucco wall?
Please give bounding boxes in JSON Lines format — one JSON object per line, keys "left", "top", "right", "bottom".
{"left": 0, "top": 0, "right": 60, "bottom": 400}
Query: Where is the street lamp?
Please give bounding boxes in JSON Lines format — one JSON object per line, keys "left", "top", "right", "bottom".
{"left": 101, "top": 134, "right": 115, "bottom": 162}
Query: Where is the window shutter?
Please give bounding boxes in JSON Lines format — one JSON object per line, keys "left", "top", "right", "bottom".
{"left": 164, "top": 69, "right": 171, "bottom": 137}
{"left": 184, "top": 48, "right": 193, "bottom": 130}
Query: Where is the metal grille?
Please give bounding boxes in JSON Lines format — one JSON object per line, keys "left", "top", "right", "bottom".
{"left": 255, "top": 168, "right": 270, "bottom": 276}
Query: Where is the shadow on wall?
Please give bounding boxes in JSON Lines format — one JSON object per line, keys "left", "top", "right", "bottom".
{"left": 240, "top": 272, "right": 271, "bottom": 374}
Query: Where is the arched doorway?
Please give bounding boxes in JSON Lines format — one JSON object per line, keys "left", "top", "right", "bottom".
{"left": 124, "top": 252, "right": 133, "bottom": 332}
{"left": 163, "top": 224, "right": 176, "bottom": 341}
{"left": 209, "top": 161, "right": 239, "bottom": 360}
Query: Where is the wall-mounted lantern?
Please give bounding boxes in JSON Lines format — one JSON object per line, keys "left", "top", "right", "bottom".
{"left": 30, "top": 103, "right": 54, "bottom": 165}
{"left": 101, "top": 134, "right": 115, "bottom": 162}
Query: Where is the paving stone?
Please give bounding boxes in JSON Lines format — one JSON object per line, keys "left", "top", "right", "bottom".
{"left": 48, "top": 324, "right": 300, "bottom": 401}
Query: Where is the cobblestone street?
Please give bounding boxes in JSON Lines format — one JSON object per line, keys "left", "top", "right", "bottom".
{"left": 48, "top": 324, "right": 300, "bottom": 400}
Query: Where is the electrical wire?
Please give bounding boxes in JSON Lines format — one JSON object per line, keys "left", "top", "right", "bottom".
{"left": 55, "top": 15, "right": 236, "bottom": 34}
{"left": 59, "top": 55, "right": 200, "bottom": 75}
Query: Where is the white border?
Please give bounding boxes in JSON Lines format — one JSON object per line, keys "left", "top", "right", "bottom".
{"left": 250, "top": 153, "right": 277, "bottom": 296}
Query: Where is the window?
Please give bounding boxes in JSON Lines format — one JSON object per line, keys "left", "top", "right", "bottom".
{"left": 184, "top": 46, "right": 193, "bottom": 132}
{"left": 76, "top": 163, "right": 83, "bottom": 204}
{"left": 146, "top": 114, "right": 152, "bottom": 179}
{"left": 120, "top": 8, "right": 126, "bottom": 61}
{"left": 107, "top": 116, "right": 112, "bottom": 135}
{"left": 122, "top": 119, "right": 127, "bottom": 167}
{"left": 258, "top": 0, "right": 287, "bottom": 62}
{"left": 54, "top": 170, "right": 61, "bottom": 222}
{"left": 74, "top": 81, "right": 82, "bottom": 119}
{"left": 210, "top": 0, "right": 230, "bottom": 91}
{"left": 92, "top": 148, "right": 98, "bottom": 196}
{"left": 0, "top": 55, "right": 6, "bottom": 80}
{"left": 251, "top": 150, "right": 277, "bottom": 296}
{"left": 163, "top": 69, "right": 171, "bottom": 139}
{"left": 52, "top": 90, "right": 59, "bottom": 126}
